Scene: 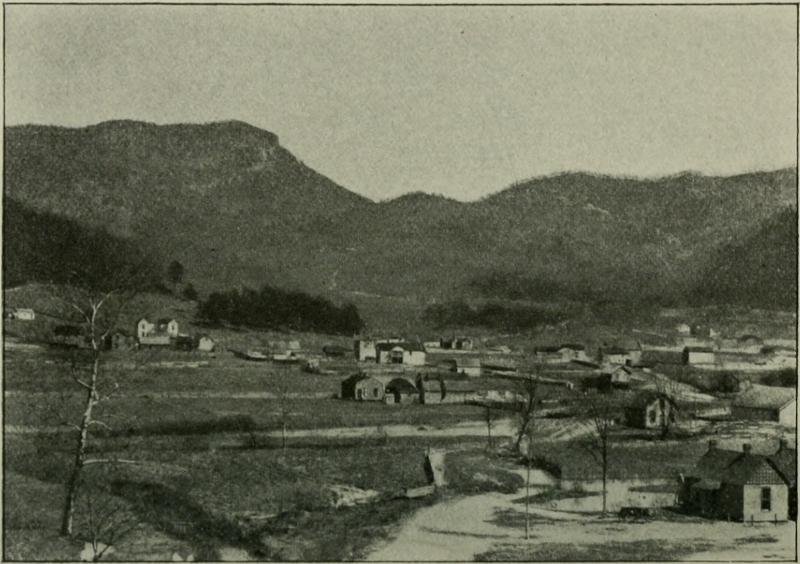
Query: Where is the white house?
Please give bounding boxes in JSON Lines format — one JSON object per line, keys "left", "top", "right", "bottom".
{"left": 354, "top": 339, "right": 378, "bottom": 362}
{"left": 157, "top": 318, "right": 179, "bottom": 338}
{"left": 12, "top": 308, "right": 35, "bottom": 320}
{"left": 197, "top": 335, "right": 215, "bottom": 352}
{"left": 376, "top": 342, "right": 426, "bottom": 366}
{"left": 683, "top": 346, "right": 715, "bottom": 365}
{"left": 137, "top": 318, "right": 155, "bottom": 339}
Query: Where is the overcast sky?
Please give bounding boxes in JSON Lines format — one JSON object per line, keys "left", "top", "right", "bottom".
{"left": 5, "top": 5, "right": 797, "bottom": 201}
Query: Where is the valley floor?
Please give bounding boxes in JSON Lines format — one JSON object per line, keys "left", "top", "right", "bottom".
{"left": 367, "top": 480, "right": 797, "bottom": 562}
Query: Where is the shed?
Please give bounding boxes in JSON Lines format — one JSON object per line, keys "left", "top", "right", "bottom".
{"left": 599, "top": 347, "right": 631, "bottom": 366}
{"left": 452, "top": 357, "right": 482, "bottom": 378}
{"left": 683, "top": 346, "right": 715, "bottom": 365}
{"left": 599, "top": 365, "right": 633, "bottom": 391}
{"left": 197, "top": 335, "right": 216, "bottom": 352}
{"left": 11, "top": 308, "right": 35, "bottom": 321}
{"left": 341, "top": 373, "right": 384, "bottom": 402}
{"left": 732, "top": 385, "right": 796, "bottom": 427}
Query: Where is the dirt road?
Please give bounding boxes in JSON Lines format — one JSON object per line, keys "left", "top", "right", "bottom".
{"left": 367, "top": 487, "right": 797, "bottom": 561}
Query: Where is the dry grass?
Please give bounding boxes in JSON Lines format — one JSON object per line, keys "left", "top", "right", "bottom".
{"left": 475, "top": 538, "right": 714, "bottom": 561}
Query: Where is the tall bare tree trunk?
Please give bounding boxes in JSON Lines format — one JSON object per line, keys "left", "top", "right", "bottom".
{"left": 601, "top": 436, "right": 608, "bottom": 514}
{"left": 525, "top": 447, "right": 531, "bottom": 539}
{"left": 61, "top": 353, "right": 99, "bottom": 536}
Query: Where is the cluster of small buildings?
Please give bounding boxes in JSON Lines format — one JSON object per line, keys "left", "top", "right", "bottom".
{"left": 135, "top": 317, "right": 214, "bottom": 351}
{"left": 5, "top": 307, "right": 35, "bottom": 321}
{"left": 51, "top": 316, "right": 215, "bottom": 352}
{"left": 354, "top": 338, "right": 427, "bottom": 366}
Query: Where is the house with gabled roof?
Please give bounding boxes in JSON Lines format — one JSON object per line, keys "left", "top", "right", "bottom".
{"left": 732, "top": 385, "right": 796, "bottom": 427}
{"left": 341, "top": 373, "right": 384, "bottom": 402}
{"left": 376, "top": 341, "right": 426, "bottom": 366}
{"left": 679, "top": 441, "right": 792, "bottom": 522}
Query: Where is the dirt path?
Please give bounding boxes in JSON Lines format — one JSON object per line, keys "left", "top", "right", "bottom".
{"left": 366, "top": 488, "right": 797, "bottom": 561}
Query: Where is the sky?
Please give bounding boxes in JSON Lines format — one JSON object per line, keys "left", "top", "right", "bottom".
{"left": 5, "top": 5, "right": 798, "bottom": 202}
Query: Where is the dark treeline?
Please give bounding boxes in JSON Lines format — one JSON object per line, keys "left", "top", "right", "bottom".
{"left": 4, "top": 198, "right": 163, "bottom": 292}
{"left": 198, "top": 285, "right": 364, "bottom": 335}
{"left": 423, "top": 300, "right": 568, "bottom": 331}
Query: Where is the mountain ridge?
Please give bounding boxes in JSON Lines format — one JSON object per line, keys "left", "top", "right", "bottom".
{"left": 4, "top": 120, "right": 797, "bottom": 309}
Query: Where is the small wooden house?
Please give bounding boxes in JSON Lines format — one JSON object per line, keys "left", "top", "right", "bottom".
{"left": 376, "top": 342, "right": 426, "bottom": 366}
{"left": 197, "top": 335, "right": 215, "bottom": 352}
{"left": 451, "top": 358, "right": 482, "bottom": 378}
{"left": 341, "top": 373, "right": 384, "bottom": 401}
{"left": 599, "top": 365, "right": 633, "bottom": 391}
{"left": 440, "top": 337, "right": 473, "bottom": 350}
{"left": 683, "top": 346, "right": 715, "bottom": 365}
{"left": 137, "top": 318, "right": 155, "bottom": 339}
{"left": 679, "top": 441, "right": 791, "bottom": 522}
{"left": 10, "top": 308, "right": 35, "bottom": 321}
{"left": 732, "top": 385, "right": 796, "bottom": 427}
{"left": 624, "top": 392, "right": 676, "bottom": 429}
{"left": 599, "top": 347, "right": 631, "bottom": 366}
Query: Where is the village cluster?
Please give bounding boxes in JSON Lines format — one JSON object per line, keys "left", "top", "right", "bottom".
{"left": 6, "top": 304, "right": 797, "bottom": 525}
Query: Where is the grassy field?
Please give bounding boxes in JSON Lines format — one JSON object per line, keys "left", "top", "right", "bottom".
{"left": 474, "top": 539, "right": 715, "bottom": 561}
{"left": 4, "top": 433, "right": 523, "bottom": 561}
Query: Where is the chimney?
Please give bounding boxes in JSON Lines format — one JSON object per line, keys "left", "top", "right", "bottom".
{"left": 708, "top": 440, "right": 718, "bottom": 451}
{"left": 743, "top": 443, "right": 752, "bottom": 454}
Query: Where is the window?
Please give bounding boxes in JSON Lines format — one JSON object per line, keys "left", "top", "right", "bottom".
{"left": 649, "top": 409, "right": 657, "bottom": 424}
{"left": 761, "top": 487, "right": 771, "bottom": 512}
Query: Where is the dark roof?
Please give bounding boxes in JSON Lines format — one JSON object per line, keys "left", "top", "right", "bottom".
{"left": 602, "top": 347, "right": 630, "bottom": 355}
{"left": 341, "top": 373, "right": 378, "bottom": 385}
{"left": 376, "top": 341, "right": 425, "bottom": 353}
{"left": 733, "top": 385, "right": 796, "bottom": 410}
{"left": 684, "top": 346, "right": 714, "bottom": 353}
{"left": 690, "top": 447, "right": 789, "bottom": 486}
{"left": 624, "top": 391, "right": 678, "bottom": 409}
{"left": 384, "top": 378, "right": 418, "bottom": 394}
{"left": 560, "top": 343, "right": 585, "bottom": 351}
{"left": 769, "top": 447, "right": 797, "bottom": 486}
{"left": 536, "top": 346, "right": 562, "bottom": 353}
{"left": 158, "top": 317, "right": 176, "bottom": 325}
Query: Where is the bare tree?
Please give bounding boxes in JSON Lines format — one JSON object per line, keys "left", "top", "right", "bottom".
{"left": 651, "top": 373, "right": 681, "bottom": 439}
{"left": 579, "top": 397, "right": 616, "bottom": 514}
{"left": 75, "top": 477, "right": 141, "bottom": 562}
{"left": 514, "top": 374, "right": 542, "bottom": 453}
{"left": 484, "top": 404, "right": 498, "bottom": 450}
{"left": 50, "top": 255, "right": 158, "bottom": 537}
{"left": 273, "top": 365, "right": 293, "bottom": 454}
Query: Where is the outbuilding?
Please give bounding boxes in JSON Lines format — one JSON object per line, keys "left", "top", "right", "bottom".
{"left": 732, "top": 385, "right": 796, "bottom": 427}
{"left": 683, "top": 346, "right": 715, "bottom": 365}
{"left": 341, "top": 373, "right": 385, "bottom": 402}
